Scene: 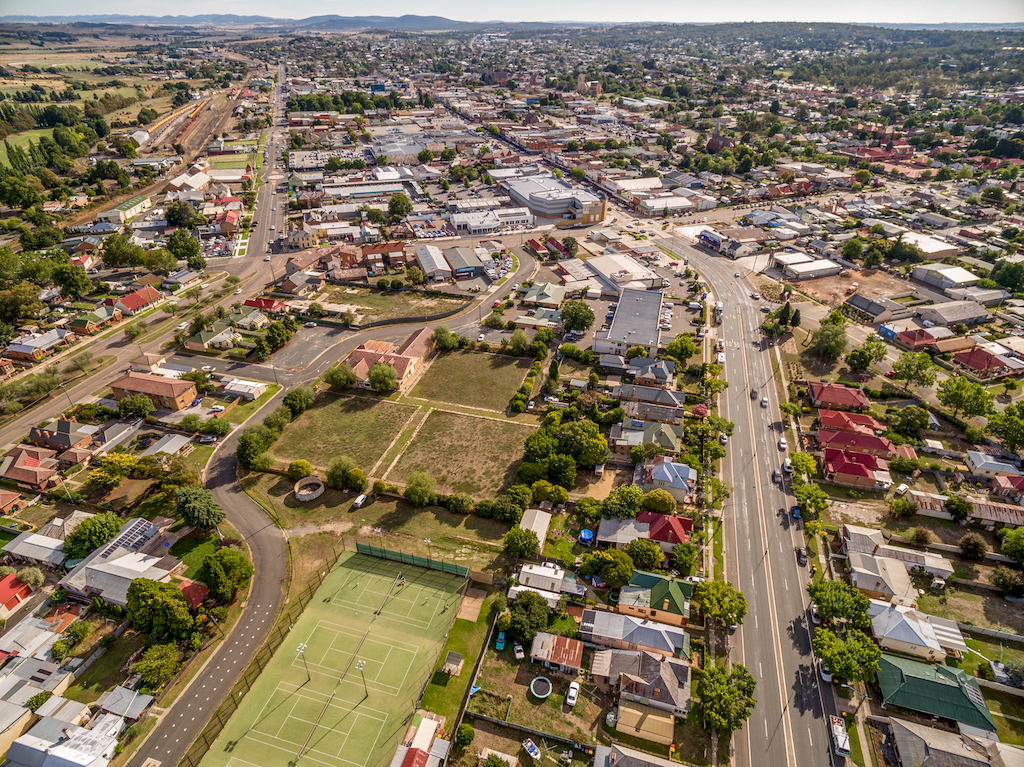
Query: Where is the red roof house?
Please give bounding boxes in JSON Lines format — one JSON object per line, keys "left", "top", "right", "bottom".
{"left": 822, "top": 449, "right": 893, "bottom": 490}
{"left": 244, "top": 297, "right": 288, "bottom": 314}
{"left": 636, "top": 510, "right": 692, "bottom": 550}
{"left": 894, "top": 328, "right": 936, "bottom": 351}
{"left": 0, "top": 446, "right": 59, "bottom": 490}
{"left": 0, "top": 574, "right": 33, "bottom": 619}
{"left": 808, "top": 382, "right": 870, "bottom": 411}
{"left": 817, "top": 429, "right": 897, "bottom": 459}
{"left": 177, "top": 578, "right": 211, "bottom": 609}
{"left": 818, "top": 410, "right": 885, "bottom": 436}
{"left": 104, "top": 285, "right": 164, "bottom": 316}
{"left": 953, "top": 348, "right": 1012, "bottom": 379}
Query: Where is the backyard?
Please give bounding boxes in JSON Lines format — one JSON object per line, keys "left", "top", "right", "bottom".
{"left": 917, "top": 586, "right": 1024, "bottom": 636}
{"left": 412, "top": 352, "right": 534, "bottom": 411}
{"left": 64, "top": 630, "right": 146, "bottom": 704}
{"left": 271, "top": 393, "right": 418, "bottom": 471}
{"left": 386, "top": 409, "right": 535, "bottom": 497}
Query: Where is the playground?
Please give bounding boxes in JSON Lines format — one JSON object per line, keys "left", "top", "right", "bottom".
{"left": 199, "top": 552, "right": 466, "bottom": 767}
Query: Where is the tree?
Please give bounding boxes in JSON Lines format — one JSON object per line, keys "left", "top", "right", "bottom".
{"left": 695, "top": 580, "right": 747, "bottom": 629}
{"left": 51, "top": 264, "right": 92, "bottom": 299}
{"left": 562, "top": 237, "right": 579, "bottom": 257}
{"left": 602, "top": 484, "right": 644, "bottom": 519}
{"left": 624, "top": 539, "right": 663, "bottom": 571}
{"left": 325, "top": 363, "right": 358, "bottom": 391}
{"left": 455, "top": 724, "right": 475, "bottom": 748}
{"left": 509, "top": 590, "right": 549, "bottom": 642}
{"left": 16, "top": 567, "right": 43, "bottom": 589}
{"left": 407, "top": 266, "right": 425, "bottom": 285}
{"left": 560, "top": 300, "right": 595, "bottom": 332}
{"left": 812, "top": 322, "right": 848, "bottom": 360}
{"left": 846, "top": 336, "right": 887, "bottom": 372}
{"left": 842, "top": 239, "right": 863, "bottom": 261}
{"left": 642, "top": 488, "right": 676, "bottom": 514}
{"left": 792, "top": 480, "right": 830, "bottom": 514}
{"left": 283, "top": 387, "right": 314, "bottom": 417}
{"left": 118, "top": 393, "right": 155, "bottom": 419}
{"left": 889, "top": 497, "right": 917, "bottom": 517}
{"left": 987, "top": 402, "right": 1024, "bottom": 455}
{"left": 509, "top": 328, "right": 530, "bottom": 356}
{"left": 176, "top": 487, "right": 225, "bottom": 533}
{"left": 493, "top": 495, "right": 524, "bottom": 525}
{"left": 945, "top": 495, "right": 973, "bottom": 522}
{"left": 26, "top": 691, "right": 52, "bottom": 712}
{"left": 432, "top": 325, "right": 460, "bottom": 351}
{"left": 134, "top": 643, "right": 182, "bottom": 687}
{"left": 697, "top": 664, "right": 757, "bottom": 733}
{"left": 123, "top": 323, "right": 145, "bottom": 342}
{"left": 992, "top": 567, "right": 1024, "bottom": 598}
{"left": 404, "top": 472, "right": 435, "bottom": 507}
{"left": 1006, "top": 660, "right": 1024, "bottom": 689}
{"left": 387, "top": 193, "right": 412, "bottom": 219}
{"left": 862, "top": 246, "right": 885, "bottom": 268}
{"left": 890, "top": 351, "right": 936, "bottom": 392}
{"left": 64, "top": 511, "right": 122, "bottom": 559}
{"left": 167, "top": 229, "right": 205, "bottom": 270}
{"left": 367, "top": 363, "right": 398, "bottom": 392}
{"left": 789, "top": 452, "right": 817, "bottom": 477}
{"left": 598, "top": 549, "right": 635, "bottom": 589}
{"left": 325, "top": 455, "right": 357, "bottom": 489}
{"left": 165, "top": 200, "right": 198, "bottom": 229}
{"left": 670, "top": 543, "right": 698, "bottom": 575}
{"left": 236, "top": 424, "right": 276, "bottom": 469}
{"left": 417, "top": 149, "right": 434, "bottom": 164}
{"left": 959, "top": 532, "right": 988, "bottom": 561}
{"left": 503, "top": 528, "right": 540, "bottom": 558}
{"left": 1000, "top": 527, "right": 1024, "bottom": 565}
{"left": 937, "top": 377, "right": 992, "bottom": 418}
{"left": 557, "top": 420, "right": 608, "bottom": 467}
{"left": 200, "top": 547, "right": 253, "bottom": 602}
{"left": 288, "top": 460, "right": 313, "bottom": 480}
{"left": 665, "top": 334, "right": 698, "bottom": 362}
{"left": 126, "top": 579, "right": 194, "bottom": 637}
{"left": 807, "top": 580, "right": 870, "bottom": 628}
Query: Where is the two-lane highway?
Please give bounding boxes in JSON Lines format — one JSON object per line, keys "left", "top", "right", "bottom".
{"left": 659, "top": 233, "right": 837, "bottom": 767}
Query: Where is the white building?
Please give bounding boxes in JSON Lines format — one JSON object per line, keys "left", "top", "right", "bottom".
{"left": 414, "top": 245, "right": 452, "bottom": 281}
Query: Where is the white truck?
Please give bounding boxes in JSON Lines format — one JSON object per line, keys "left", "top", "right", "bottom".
{"left": 829, "top": 715, "right": 851, "bottom": 759}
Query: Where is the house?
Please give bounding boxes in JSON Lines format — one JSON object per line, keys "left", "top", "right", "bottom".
{"left": 916, "top": 300, "right": 989, "bottom": 327}
{"left": 876, "top": 655, "right": 996, "bottom": 733}
{"left": 4, "top": 329, "right": 76, "bottom": 363}
{"left": 5, "top": 712, "right": 122, "bottom": 767}
{"left": 508, "top": 562, "right": 585, "bottom": 609}
{"left": 244, "top": 297, "right": 288, "bottom": 315}
{"left": 617, "top": 570, "right": 691, "bottom": 626}
{"left": 592, "top": 649, "right": 691, "bottom": 719}
{"left": 887, "top": 718, "right": 1020, "bottom": 767}
{"left": 109, "top": 372, "right": 198, "bottom": 411}
{"left": 993, "top": 473, "right": 1024, "bottom": 503}
{"left": 597, "top": 517, "right": 650, "bottom": 549}
{"left": 58, "top": 518, "right": 184, "bottom": 607}
{"left": 965, "top": 449, "right": 1020, "bottom": 478}
{"left": 895, "top": 327, "right": 943, "bottom": 351}
{"left": 69, "top": 306, "right": 122, "bottom": 335}
{"left": 0, "top": 446, "right": 60, "bottom": 490}
{"left": 223, "top": 379, "right": 269, "bottom": 401}
{"left": 98, "top": 685, "right": 154, "bottom": 719}
{"left": 841, "top": 523, "right": 953, "bottom": 579}
{"left": 633, "top": 456, "right": 697, "bottom": 503}
{"left": 868, "top": 599, "right": 968, "bottom": 662}
{"left": 0, "top": 490, "right": 22, "bottom": 516}
{"left": 913, "top": 263, "right": 980, "bottom": 290}
{"left": 2, "top": 531, "right": 65, "bottom": 567}
{"left": 139, "top": 434, "right": 192, "bottom": 459}
{"left": 519, "top": 509, "right": 552, "bottom": 554}
{"left": 848, "top": 551, "right": 916, "bottom": 604}
{"left": 622, "top": 401, "right": 683, "bottom": 425}
{"left": 29, "top": 420, "right": 98, "bottom": 453}
{"left": 599, "top": 355, "right": 629, "bottom": 376}
{"left": 822, "top": 449, "right": 893, "bottom": 490}
{"left": 636, "top": 511, "right": 692, "bottom": 552}
{"left": 817, "top": 429, "right": 896, "bottom": 459}
{"left": 0, "top": 575, "right": 33, "bottom": 620}
{"left": 910, "top": 489, "right": 1024, "bottom": 528}
{"left": 342, "top": 338, "right": 421, "bottom": 393}
{"left": 817, "top": 410, "right": 885, "bottom": 436}
{"left": 161, "top": 269, "right": 204, "bottom": 291}
{"left": 953, "top": 348, "right": 1014, "bottom": 379}
{"left": 808, "top": 382, "right": 870, "bottom": 410}
{"left": 580, "top": 609, "right": 690, "bottom": 659}
{"left": 96, "top": 194, "right": 151, "bottom": 224}
{"left": 518, "top": 283, "right": 566, "bottom": 309}
{"left": 593, "top": 743, "right": 679, "bottom": 767}
{"left": 613, "top": 385, "right": 687, "bottom": 409}
{"left": 628, "top": 358, "right": 675, "bottom": 389}
{"left": 842, "top": 294, "right": 915, "bottom": 324}
{"left": 529, "top": 632, "right": 583, "bottom": 674}
{"left": 104, "top": 285, "right": 164, "bottom": 316}
{"left": 610, "top": 419, "right": 685, "bottom": 457}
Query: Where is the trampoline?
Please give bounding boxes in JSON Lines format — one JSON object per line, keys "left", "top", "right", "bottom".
{"left": 530, "top": 676, "right": 553, "bottom": 699}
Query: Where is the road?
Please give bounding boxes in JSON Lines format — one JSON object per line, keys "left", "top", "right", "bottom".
{"left": 658, "top": 233, "right": 840, "bottom": 767}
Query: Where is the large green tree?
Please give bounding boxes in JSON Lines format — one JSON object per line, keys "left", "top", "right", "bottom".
{"left": 134, "top": 643, "right": 182, "bottom": 687}
{"left": 988, "top": 402, "right": 1024, "bottom": 454}
{"left": 811, "top": 322, "right": 848, "bottom": 360}
{"left": 325, "top": 363, "right": 358, "bottom": 391}
{"left": 561, "top": 300, "right": 595, "bottom": 332}
{"left": 503, "top": 528, "right": 539, "bottom": 558}
{"left": 167, "top": 229, "right": 206, "bottom": 271}
{"left": 387, "top": 193, "right": 413, "bottom": 219}
{"left": 694, "top": 580, "right": 747, "bottom": 629}
{"left": 176, "top": 487, "right": 225, "bottom": 533}
{"left": 937, "top": 377, "right": 992, "bottom": 419}
{"left": 697, "top": 664, "right": 757, "bottom": 733}
{"left": 126, "top": 579, "right": 195, "bottom": 637}
{"left": 624, "top": 538, "right": 664, "bottom": 571}
{"left": 890, "top": 351, "right": 936, "bottom": 392}
{"left": 51, "top": 263, "right": 92, "bottom": 299}
{"left": 368, "top": 362, "right": 398, "bottom": 392}
{"left": 806, "top": 580, "right": 870, "bottom": 628}
{"left": 812, "top": 628, "right": 881, "bottom": 681}
{"left": 63, "top": 511, "right": 122, "bottom": 560}
{"left": 200, "top": 547, "right": 254, "bottom": 602}
{"left": 509, "top": 590, "right": 549, "bottom": 642}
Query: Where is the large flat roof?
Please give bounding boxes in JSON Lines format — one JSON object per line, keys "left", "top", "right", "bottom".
{"left": 605, "top": 288, "right": 663, "bottom": 348}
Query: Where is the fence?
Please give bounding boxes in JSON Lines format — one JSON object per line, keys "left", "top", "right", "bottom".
{"left": 355, "top": 542, "right": 470, "bottom": 577}
{"left": 177, "top": 540, "right": 347, "bottom": 767}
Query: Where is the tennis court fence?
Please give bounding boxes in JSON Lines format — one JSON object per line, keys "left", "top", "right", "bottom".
{"left": 355, "top": 542, "right": 470, "bottom": 577}
{"left": 178, "top": 539, "right": 346, "bottom": 767}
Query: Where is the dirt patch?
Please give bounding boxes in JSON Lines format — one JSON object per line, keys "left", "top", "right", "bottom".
{"left": 285, "top": 520, "right": 355, "bottom": 538}
{"left": 572, "top": 467, "right": 623, "bottom": 501}
{"left": 790, "top": 268, "right": 913, "bottom": 307}
{"left": 458, "top": 588, "right": 486, "bottom": 621}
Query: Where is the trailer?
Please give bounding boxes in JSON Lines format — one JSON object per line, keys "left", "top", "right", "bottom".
{"left": 829, "top": 715, "right": 850, "bottom": 758}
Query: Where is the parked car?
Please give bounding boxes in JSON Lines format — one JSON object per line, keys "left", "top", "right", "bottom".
{"left": 211, "top": 405, "right": 225, "bottom": 413}
{"left": 353, "top": 493, "right": 368, "bottom": 509}
{"left": 304, "top": 321, "right": 317, "bottom": 328}
{"left": 783, "top": 458, "right": 792, "bottom": 473}
{"left": 810, "top": 604, "right": 821, "bottom": 625}
{"left": 176, "top": 322, "right": 189, "bottom": 331}
{"left": 513, "top": 641, "right": 525, "bottom": 661}
{"left": 778, "top": 436, "right": 787, "bottom": 450}
{"left": 791, "top": 505, "right": 802, "bottom": 520}
{"left": 719, "top": 433, "right": 728, "bottom": 445}
{"left": 198, "top": 436, "right": 218, "bottom": 444}
{"left": 201, "top": 365, "right": 215, "bottom": 372}
{"left": 496, "top": 631, "right": 506, "bottom": 651}
{"left": 796, "top": 547, "right": 808, "bottom": 566}
{"left": 566, "top": 681, "right": 580, "bottom": 708}
{"left": 818, "top": 660, "right": 832, "bottom": 683}
{"left": 478, "top": 333, "right": 485, "bottom": 341}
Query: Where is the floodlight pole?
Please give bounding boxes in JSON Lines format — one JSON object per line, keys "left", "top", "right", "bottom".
{"left": 297, "top": 642, "right": 310, "bottom": 681}
{"left": 355, "top": 659, "right": 367, "bottom": 696}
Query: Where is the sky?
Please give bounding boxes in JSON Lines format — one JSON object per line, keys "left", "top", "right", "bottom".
{"left": 11, "top": 0, "right": 1024, "bottom": 24}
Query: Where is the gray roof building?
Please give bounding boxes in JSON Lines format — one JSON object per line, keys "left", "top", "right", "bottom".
{"left": 1, "top": 532, "right": 65, "bottom": 566}
{"left": 916, "top": 300, "right": 989, "bottom": 326}
{"left": 581, "top": 609, "right": 690, "bottom": 658}
{"left": 592, "top": 288, "right": 663, "bottom": 358}
{"left": 597, "top": 517, "right": 649, "bottom": 547}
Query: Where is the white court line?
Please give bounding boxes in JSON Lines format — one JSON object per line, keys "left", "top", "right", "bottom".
{"left": 274, "top": 697, "right": 303, "bottom": 738}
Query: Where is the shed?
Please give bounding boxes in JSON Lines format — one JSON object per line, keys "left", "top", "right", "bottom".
{"left": 519, "top": 509, "right": 552, "bottom": 553}
{"left": 440, "top": 651, "right": 463, "bottom": 675}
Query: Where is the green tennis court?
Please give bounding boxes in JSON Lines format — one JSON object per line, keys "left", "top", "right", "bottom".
{"left": 199, "top": 552, "right": 466, "bottom": 767}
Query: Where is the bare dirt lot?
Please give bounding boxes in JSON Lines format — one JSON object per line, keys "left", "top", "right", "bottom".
{"left": 789, "top": 268, "right": 913, "bottom": 306}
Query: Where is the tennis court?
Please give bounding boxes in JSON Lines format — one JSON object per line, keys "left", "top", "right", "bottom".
{"left": 199, "top": 552, "right": 466, "bottom": 767}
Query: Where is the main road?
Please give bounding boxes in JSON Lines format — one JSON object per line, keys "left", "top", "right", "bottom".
{"left": 658, "top": 233, "right": 841, "bottom": 767}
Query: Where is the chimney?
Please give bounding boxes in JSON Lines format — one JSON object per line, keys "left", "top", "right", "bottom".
{"left": 663, "top": 599, "right": 669, "bottom": 610}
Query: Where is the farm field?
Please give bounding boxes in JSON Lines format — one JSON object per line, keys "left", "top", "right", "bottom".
{"left": 411, "top": 352, "right": 532, "bottom": 411}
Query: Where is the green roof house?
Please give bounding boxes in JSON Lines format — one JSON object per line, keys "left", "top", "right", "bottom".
{"left": 618, "top": 570, "right": 692, "bottom": 626}
{"left": 877, "top": 654, "right": 996, "bottom": 732}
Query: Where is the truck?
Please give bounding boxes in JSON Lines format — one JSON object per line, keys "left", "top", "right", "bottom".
{"left": 829, "top": 715, "right": 850, "bottom": 758}
{"left": 713, "top": 301, "right": 724, "bottom": 323}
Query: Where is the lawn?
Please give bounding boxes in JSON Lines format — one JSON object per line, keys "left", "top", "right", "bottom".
{"left": 421, "top": 588, "right": 500, "bottom": 722}
{"left": 964, "top": 635, "right": 1024, "bottom": 665}
{"left": 64, "top": 630, "right": 146, "bottom": 704}
{"left": 271, "top": 394, "right": 417, "bottom": 471}
{"left": 412, "top": 352, "right": 533, "bottom": 411}
{"left": 242, "top": 472, "right": 511, "bottom": 573}
{"left": 170, "top": 534, "right": 218, "bottom": 576}
{"left": 317, "top": 285, "right": 469, "bottom": 323}
{"left": 387, "top": 410, "right": 534, "bottom": 497}
{"left": 225, "top": 384, "right": 281, "bottom": 424}
{"left": 982, "top": 687, "right": 1024, "bottom": 746}
{"left": 917, "top": 587, "right": 1024, "bottom": 636}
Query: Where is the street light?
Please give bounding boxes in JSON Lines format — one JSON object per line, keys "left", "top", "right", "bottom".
{"left": 354, "top": 659, "right": 368, "bottom": 696}
{"left": 57, "top": 382, "right": 74, "bottom": 411}
{"left": 297, "top": 642, "right": 310, "bottom": 681}
{"left": 373, "top": 527, "right": 383, "bottom": 549}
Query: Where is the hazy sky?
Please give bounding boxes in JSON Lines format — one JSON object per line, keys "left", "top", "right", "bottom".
{"left": 13, "top": 0, "right": 1024, "bottom": 23}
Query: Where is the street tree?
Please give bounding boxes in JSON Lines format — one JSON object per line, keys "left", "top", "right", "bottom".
{"left": 845, "top": 336, "right": 886, "bottom": 372}
{"left": 890, "top": 351, "right": 936, "bottom": 392}
{"left": 806, "top": 580, "right": 870, "bottom": 628}
{"left": 694, "top": 580, "right": 747, "bottom": 629}
{"left": 812, "top": 628, "right": 881, "bottom": 681}
{"left": 126, "top": 579, "right": 194, "bottom": 638}
{"left": 432, "top": 325, "right": 460, "bottom": 351}
{"left": 134, "top": 644, "right": 182, "bottom": 687}
{"left": 789, "top": 452, "right": 817, "bottom": 477}
{"left": 937, "top": 376, "right": 992, "bottom": 419}
{"left": 325, "top": 364, "right": 358, "bottom": 391}
{"left": 175, "top": 487, "right": 225, "bottom": 533}
{"left": 812, "top": 322, "right": 848, "bottom": 360}
{"left": 697, "top": 665, "right": 757, "bottom": 733}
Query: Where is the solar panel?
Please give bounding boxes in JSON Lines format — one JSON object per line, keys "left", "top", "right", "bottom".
{"left": 963, "top": 679, "right": 986, "bottom": 707}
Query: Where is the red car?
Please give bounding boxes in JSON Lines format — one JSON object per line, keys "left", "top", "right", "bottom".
{"left": 885, "top": 370, "right": 895, "bottom": 377}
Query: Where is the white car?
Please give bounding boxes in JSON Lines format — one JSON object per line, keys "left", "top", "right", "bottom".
{"left": 264, "top": 255, "right": 272, "bottom": 261}
{"left": 818, "top": 660, "right": 833, "bottom": 683}
{"left": 176, "top": 322, "right": 189, "bottom": 331}
{"left": 211, "top": 405, "right": 225, "bottom": 413}
{"left": 200, "top": 283, "right": 210, "bottom": 289}
{"left": 778, "top": 436, "right": 788, "bottom": 450}
{"left": 734, "top": 272, "right": 740, "bottom": 277}
{"left": 761, "top": 397, "right": 769, "bottom": 408}
{"left": 201, "top": 365, "right": 215, "bottom": 372}
{"left": 234, "top": 288, "right": 242, "bottom": 295}
{"left": 751, "top": 292, "right": 760, "bottom": 300}
{"left": 719, "top": 433, "right": 728, "bottom": 445}
{"left": 566, "top": 681, "right": 580, "bottom": 708}
{"left": 783, "top": 458, "right": 792, "bottom": 473}
{"left": 478, "top": 333, "right": 485, "bottom": 341}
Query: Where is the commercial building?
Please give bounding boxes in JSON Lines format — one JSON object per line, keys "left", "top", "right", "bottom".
{"left": 502, "top": 174, "right": 605, "bottom": 225}
{"left": 592, "top": 288, "right": 663, "bottom": 358}
{"left": 443, "top": 247, "right": 486, "bottom": 280}
{"left": 912, "top": 263, "right": 980, "bottom": 290}
{"left": 414, "top": 245, "right": 452, "bottom": 281}
{"left": 109, "top": 372, "right": 197, "bottom": 411}
{"left": 916, "top": 300, "right": 989, "bottom": 327}
{"left": 96, "top": 195, "right": 151, "bottom": 224}
{"left": 584, "top": 254, "right": 663, "bottom": 294}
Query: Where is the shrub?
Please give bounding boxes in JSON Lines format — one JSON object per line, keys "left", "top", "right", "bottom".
{"left": 17, "top": 567, "right": 44, "bottom": 589}
{"left": 346, "top": 468, "right": 367, "bottom": 491}
{"left": 288, "top": 460, "right": 313, "bottom": 481}
{"left": 911, "top": 527, "right": 932, "bottom": 546}
{"left": 959, "top": 532, "right": 988, "bottom": 561}
{"left": 992, "top": 566, "right": 1024, "bottom": 597}
{"left": 372, "top": 480, "right": 386, "bottom": 495}
{"left": 455, "top": 724, "right": 475, "bottom": 748}
{"left": 325, "top": 456, "right": 357, "bottom": 489}
{"left": 976, "top": 661, "right": 996, "bottom": 681}
{"left": 251, "top": 453, "right": 274, "bottom": 472}
{"left": 474, "top": 500, "right": 494, "bottom": 518}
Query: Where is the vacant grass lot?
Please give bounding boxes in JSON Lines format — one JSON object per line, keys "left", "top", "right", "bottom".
{"left": 319, "top": 285, "right": 469, "bottom": 323}
{"left": 412, "top": 352, "right": 533, "bottom": 411}
{"left": 917, "top": 587, "right": 1024, "bottom": 636}
{"left": 272, "top": 394, "right": 417, "bottom": 470}
{"left": 388, "top": 410, "right": 533, "bottom": 497}
{"left": 65, "top": 631, "right": 146, "bottom": 704}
